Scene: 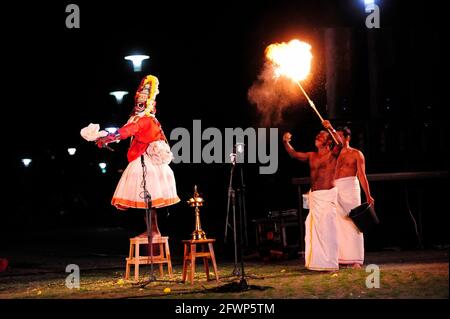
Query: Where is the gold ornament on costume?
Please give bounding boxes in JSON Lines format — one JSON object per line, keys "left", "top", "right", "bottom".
{"left": 187, "top": 185, "right": 207, "bottom": 240}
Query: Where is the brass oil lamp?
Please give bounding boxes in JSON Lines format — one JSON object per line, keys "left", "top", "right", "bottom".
{"left": 187, "top": 185, "right": 207, "bottom": 240}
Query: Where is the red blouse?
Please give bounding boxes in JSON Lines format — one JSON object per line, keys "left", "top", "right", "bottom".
{"left": 118, "top": 115, "right": 166, "bottom": 162}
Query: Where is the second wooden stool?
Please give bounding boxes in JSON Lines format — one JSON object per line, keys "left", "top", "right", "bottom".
{"left": 182, "top": 239, "right": 219, "bottom": 284}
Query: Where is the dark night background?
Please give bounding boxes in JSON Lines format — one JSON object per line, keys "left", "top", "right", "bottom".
{"left": 2, "top": 0, "right": 447, "bottom": 260}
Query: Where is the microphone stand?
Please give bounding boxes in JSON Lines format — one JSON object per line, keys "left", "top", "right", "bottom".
{"left": 236, "top": 185, "right": 247, "bottom": 288}
{"left": 225, "top": 152, "right": 240, "bottom": 276}
{"left": 219, "top": 145, "right": 264, "bottom": 292}
{"left": 239, "top": 165, "right": 249, "bottom": 248}
{"left": 139, "top": 155, "right": 157, "bottom": 287}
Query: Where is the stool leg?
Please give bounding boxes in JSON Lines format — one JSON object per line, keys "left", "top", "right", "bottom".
{"left": 165, "top": 240, "right": 173, "bottom": 278}
{"left": 208, "top": 243, "right": 219, "bottom": 283}
{"left": 190, "top": 244, "right": 196, "bottom": 284}
{"left": 125, "top": 260, "right": 130, "bottom": 280}
{"left": 125, "top": 242, "right": 133, "bottom": 280}
{"left": 203, "top": 257, "right": 210, "bottom": 281}
{"left": 182, "top": 244, "right": 188, "bottom": 283}
{"left": 159, "top": 243, "right": 164, "bottom": 277}
{"left": 135, "top": 242, "right": 140, "bottom": 282}
{"left": 200, "top": 243, "right": 210, "bottom": 281}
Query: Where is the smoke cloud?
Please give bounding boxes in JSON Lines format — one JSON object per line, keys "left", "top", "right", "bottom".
{"left": 248, "top": 63, "right": 303, "bottom": 127}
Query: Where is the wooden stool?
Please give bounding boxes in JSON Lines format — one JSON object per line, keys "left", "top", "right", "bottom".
{"left": 125, "top": 235, "right": 173, "bottom": 282}
{"left": 182, "top": 239, "right": 219, "bottom": 284}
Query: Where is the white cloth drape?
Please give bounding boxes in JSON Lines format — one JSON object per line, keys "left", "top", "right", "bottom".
{"left": 335, "top": 176, "right": 364, "bottom": 265}
{"left": 305, "top": 187, "right": 339, "bottom": 271}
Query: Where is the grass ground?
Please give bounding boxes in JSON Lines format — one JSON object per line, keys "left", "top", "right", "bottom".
{"left": 0, "top": 250, "right": 447, "bottom": 299}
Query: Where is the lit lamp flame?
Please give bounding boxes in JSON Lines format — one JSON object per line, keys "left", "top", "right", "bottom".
{"left": 265, "top": 39, "right": 338, "bottom": 144}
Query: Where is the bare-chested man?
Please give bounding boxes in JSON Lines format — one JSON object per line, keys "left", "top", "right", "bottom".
{"left": 334, "top": 126, "right": 374, "bottom": 269}
{"left": 283, "top": 121, "right": 342, "bottom": 271}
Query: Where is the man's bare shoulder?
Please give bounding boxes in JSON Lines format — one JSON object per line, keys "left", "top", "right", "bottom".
{"left": 349, "top": 147, "right": 365, "bottom": 158}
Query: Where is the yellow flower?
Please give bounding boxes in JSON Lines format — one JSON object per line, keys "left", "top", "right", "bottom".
{"left": 163, "top": 287, "right": 171, "bottom": 294}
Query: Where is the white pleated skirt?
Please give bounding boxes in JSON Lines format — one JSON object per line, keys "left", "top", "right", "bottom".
{"left": 111, "top": 141, "right": 180, "bottom": 210}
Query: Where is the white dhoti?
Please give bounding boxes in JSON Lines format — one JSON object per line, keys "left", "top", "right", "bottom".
{"left": 305, "top": 187, "right": 339, "bottom": 271}
{"left": 335, "top": 176, "right": 364, "bottom": 265}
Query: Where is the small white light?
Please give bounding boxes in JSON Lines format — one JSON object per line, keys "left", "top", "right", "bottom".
{"left": 236, "top": 143, "right": 245, "bottom": 154}
{"left": 124, "top": 55, "right": 150, "bottom": 72}
{"left": 22, "top": 158, "right": 32, "bottom": 167}
{"left": 99, "top": 162, "right": 107, "bottom": 169}
{"left": 105, "top": 127, "right": 118, "bottom": 134}
{"left": 364, "top": 0, "right": 375, "bottom": 13}
{"left": 67, "top": 148, "right": 76, "bottom": 155}
{"left": 109, "top": 91, "right": 128, "bottom": 104}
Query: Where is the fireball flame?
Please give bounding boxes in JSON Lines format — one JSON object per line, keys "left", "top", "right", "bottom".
{"left": 265, "top": 39, "right": 312, "bottom": 82}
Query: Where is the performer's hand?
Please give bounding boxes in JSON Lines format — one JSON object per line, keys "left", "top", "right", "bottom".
{"left": 322, "top": 120, "right": 333, "bottom": 131}
{"left": 95, "top": 137, "right": 108, "bottom": 149}
{"left": 283, "top": 132, "right": 292, "bottom": 143}
{"left": 367, "top": 195, "right": 375, "bottom": 206}
{"left": 95, "top": 133, "right": 117, "bottom": 149}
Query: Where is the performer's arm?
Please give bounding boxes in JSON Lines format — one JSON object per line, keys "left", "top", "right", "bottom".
{"left": 283, "top": 132, "right": 310, "bottom": 162}
{"left": 117, "top": 122, "right": 139, "bottom": 139}
{"left": 95, "top": 120, "right": 140, "bottom": 148}
{"left": 356, "top": 150, "right": 375, "bottom": 205}
{"left": 118, "top": 116, "right": 161, "bottom": 143}
{"left": 95, "top": 132, "right": 120, "bottom": 148}
{"left": 96, "top": 112, "right": 159, "bottom": 151}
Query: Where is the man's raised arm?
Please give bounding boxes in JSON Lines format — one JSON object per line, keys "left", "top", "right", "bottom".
{"left": 283, "top": 132, "right": 311, "bottom": 162}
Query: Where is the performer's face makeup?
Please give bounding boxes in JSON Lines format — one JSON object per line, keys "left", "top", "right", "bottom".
{"left": 137, "top": 92, "right": 149, "bottom": 103}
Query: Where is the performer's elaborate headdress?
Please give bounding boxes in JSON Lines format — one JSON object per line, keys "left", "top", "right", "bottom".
{"left": 134, "top": 75, "right": 159, "bottom": 115}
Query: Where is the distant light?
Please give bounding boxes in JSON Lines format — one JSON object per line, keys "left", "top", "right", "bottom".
{"left": 105, "top": 127, "right": 118, "bottom": 134}
{"left": 99, "top": 162, "right": 107, "bottom": 174}
{"left": 236, "top": 143, "right": 245, "bottom": 154}
{"left": 109, "top": 91, "right": 128, "bottom": 104}
{"left": 364, "top": 0, "right": 375, "bottom": 13}
{"left": 124, "top": 55, "right": 150, "bottom": 72}
{"left": 22, "top": 158, "right": 32, "bottom": 167}
{"left": 67, "top": 148, "right": 77, "bottom": 155}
